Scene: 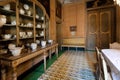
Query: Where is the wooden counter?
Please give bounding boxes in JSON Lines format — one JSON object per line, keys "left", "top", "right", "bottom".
{"left": 0, "top": 43, "right": 58, "bottom": 80}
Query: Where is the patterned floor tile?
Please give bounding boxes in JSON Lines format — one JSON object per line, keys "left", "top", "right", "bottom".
{"left": 38, "top": 51, "right": 96, "bottom": 80}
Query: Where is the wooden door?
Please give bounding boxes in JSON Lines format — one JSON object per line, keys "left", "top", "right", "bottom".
{"left": 87, "top": 11, "right": 99, "bottom": 50}
{"left": 99, "top": 10, "right": 111, "bottom": 49}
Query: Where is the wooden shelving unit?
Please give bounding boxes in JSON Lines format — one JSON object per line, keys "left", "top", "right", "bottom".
{"left": 0, "top": 0, "right": 49, "bottom": 48}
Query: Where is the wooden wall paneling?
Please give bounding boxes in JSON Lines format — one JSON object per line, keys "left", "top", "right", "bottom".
{"left": 49, "top": 0, "right": 56, "bottom": 41}
{"left": 76, "top": 3, "right": 86, "bottom": 37}
{"left": 66, "top": 4, "right": 77, "bottom": 38}
{"left": 62, "top": 5, "right": 70, "bottom": 38}
{"left": 66, "top": 4, "right": 76, "bottom": 37}
{"left": 50, "top": 10, "right": 56, "bottom": 40}
{"left": 62, "top": 2, "right": 86, "bottom": 38}
{"left": 56, "top": 23, "right": 62, "bottom": 45}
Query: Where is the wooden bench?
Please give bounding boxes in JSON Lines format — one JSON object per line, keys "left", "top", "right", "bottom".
{"left": 61, "top": 37, "right": 86, "bottom": 51}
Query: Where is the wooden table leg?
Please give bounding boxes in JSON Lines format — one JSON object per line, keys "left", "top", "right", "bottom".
{"left": 12, "top": 68, "right": 17, "bottom": 80}
{"left": 44, "top": 51, "right": 46, "bottom": 71}
{"left": 49, "top": 49, "right": 52, "bottom": 59}
{"left": 1, "top": 65, "right": 6, "bottom": 80}
{"left": 61, "top": 46, "right": 62, "bottom": 51}
{"left": 56, "top": 46, "right": 58, "bottom": 58}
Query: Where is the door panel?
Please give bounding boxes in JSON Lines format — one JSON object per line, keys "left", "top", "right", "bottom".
{"left": 87, "top": 34, "right": 97, "bottom": 50}
{"left": 100, "top": 34, "right": 110, "bottom": 49}
{"left": 89, "top": 14, "right": 98, "bottom": 33}
{"left": 87, "top": 12, "right": 99, "bottom": 50}
{"left": 100, "top": 12, "right": 110, "bottom": 32}
{"left": 100, "top": 10, "right": 111, "bottom": 49}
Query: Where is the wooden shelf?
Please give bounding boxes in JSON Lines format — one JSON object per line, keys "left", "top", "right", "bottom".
{"left": 0, "top": 0, "right": 49, "bottom": 50}
{"left": 36, "top": 27, "right": 44, "bottom": 30}
{"left": 19, "top": 14, "right": 33, "bottom": 20}
{"left": 36, "top": 18, "right": 44, "bottom": 23}
{"left": 0, "top": 7, "right": 16, "bottom": 15}
{"left": 20, "top": 37, "right": 34, "bottom": 40}
{"left": 3, "top": 24, "right": 16, "bottom": 27}
{"left": 36, "top": 36, "right": 44, "bottom": 38}
{"left": 0, "top": 38, "right": 16, "bottom": 41}
{"left": 19, "top": 25, "right": 33, "bottom": 29}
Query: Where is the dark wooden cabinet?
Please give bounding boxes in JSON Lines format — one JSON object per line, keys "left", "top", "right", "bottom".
{"left": 87, "top": 6, "right": 116, "bottom": 50}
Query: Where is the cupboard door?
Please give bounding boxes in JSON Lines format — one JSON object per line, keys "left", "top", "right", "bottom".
{"left": 87, "top": 12, "right": 99, "bottom": 50}
{"left": 99, "top": 10, "right": 111, "bottom": 49}
{"left": 87, "top": 7, "right": 115, "bottom": 50}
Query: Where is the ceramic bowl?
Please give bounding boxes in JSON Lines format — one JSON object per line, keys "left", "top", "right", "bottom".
{"left": 23, "top": 4, "right": 29, "bottom": 10}
{"left": 27, "top": 22, "right": 32, "bottom": 27}
{"left": 3, "top": 34, "right": 12, "bottom": 39}
{"left": 11, "top": 20, "right": 16, "bottom": 25}
{"left": 36, "top": 24, "right": 41, "bottom": 28}
{"left": 10, "top": 47, "right": 22, "bottom": 56}
{"left": 41, "top": 16, "right": 44, "bottom": 20}
{"left": 48, "top": 40, "right": 53, "bottom": 44}
{"left": 8, "top": 43, "right": 16, "bottom": 50}
{"left": 36, "top": 40, "right": 40, "bottom": 44}
{"left": 40, "top": 31, "right": 44, "bottom": 36}
{"left": 27, "top": 10, "right": 31, "bottom": 16}
{"left": 19, "top": 8, "right": 25, "bottom": 15}
{"left": 27, "top": 32, "right": 32, "bottom": 37}
{"left": 42, "top": 24, "right": 45, "bottom": 28}
{"left": 4, "top": 4, "right": 10, "bottom": 10}
{"left": 0, "top": 15, "right": 6, "bottom": 27}
{"left": 19, "top": 32, "right": 26, "bottom": 38}
{"left": 41, "top": 41, "right": 46, "bottom": 47}
{"left": 36, "top": 14, "right": 39, "bottom": 19}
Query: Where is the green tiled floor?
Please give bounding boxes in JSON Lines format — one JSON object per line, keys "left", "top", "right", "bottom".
{"left": 18, "top": 51, "right": 64, "bottom": 80}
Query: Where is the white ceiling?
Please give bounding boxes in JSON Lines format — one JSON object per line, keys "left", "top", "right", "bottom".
{"left": 59, "top": 0, "right": 94, "bottom": 4}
